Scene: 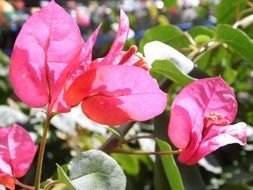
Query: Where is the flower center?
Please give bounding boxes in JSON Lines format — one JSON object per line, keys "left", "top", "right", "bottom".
{"left": 202, "top": 112, "right": 230, "bottom": 137}
{"left": 119, "top": 45, "right": 137, "bottom": 65}
{"left": 119, "top": 45, "right": 149, "bottom": 71}
{"left": 132, "top": 54, "right": 149, "bottom": 71}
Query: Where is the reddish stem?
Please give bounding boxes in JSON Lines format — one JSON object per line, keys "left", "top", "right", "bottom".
{"left": 15, "top": 179, "right": 34, "bottom": 190}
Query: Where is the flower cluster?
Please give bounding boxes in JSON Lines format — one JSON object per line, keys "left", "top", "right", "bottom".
{"left": 9, "top": 0, "right": 167, "bottom": 125}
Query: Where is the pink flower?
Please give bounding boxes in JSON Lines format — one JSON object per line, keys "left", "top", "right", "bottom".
{"left": 64, "top": 10, "right": 167, "bottom": 125}
{"left": 168, "top": 77, "right": 247, "bottom": 165}
{"left": 10, "top": 0, "right": 167, "bottom": 125}
{"left": 0, "top": 125, "right": 37, "bottom": 189}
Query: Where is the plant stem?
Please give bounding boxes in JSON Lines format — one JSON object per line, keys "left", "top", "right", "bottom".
{"left": 123, "top": 134, "right": 155, "bottom": 144}
{"left": 99, "top": 122, "right": 135, "bottom": 153}
{"left": 34, "top": 113, "right": 54, "bottom": 190}
{"left": 15, "top": 179, "right": 34, "bottom": 190}
{"left": 188, "top": 41, "right": 221, "bottom": 62}
{"left": 112, "top": 148, "right": 180, "bottom": 155}
{"left": 43, "top": 180, "right": 61, "bottom": 190}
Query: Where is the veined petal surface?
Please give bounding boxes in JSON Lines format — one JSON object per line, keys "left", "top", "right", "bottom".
{"left": 99, "top": 10, "right": 130, "bottom": 66}
{"left": 10, "top": 0, "right": 84, "bottom": 112}
{"left": 0, "top": 125, "right": 37, "bottom": 188}
{"left": 168, "top": 77, "right": 245, "bottom": 165}
{"left": 65, "top": 65, "right": 167, "bottom": 125}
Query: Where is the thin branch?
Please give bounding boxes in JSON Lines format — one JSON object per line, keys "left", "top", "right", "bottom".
{"left": 112, "top": 148, "right": 181, "bottom": 155}
{"left": 179, "top": 47, "right": 193, "bottom": 52}
{"left": 99, "top": 122, "right": 135, "bottom": 153}
{"left": 184, "top": 31, "right": 196, "bottom": 46}
{"left": 188, "top": 41, "right": 221, "bottom": 62}
{"left": 246, "top": 1, "right": 253, "bottom": 8}
{"left": 34, "top": 113, "right": 56, "bottom": 190}
{"left": 15, "top": 179, "right": 34, "bottom": 190}
{"left": 43, "top": 180, "right": 61, "bottom": 190}
{"left": 123, "top": 134, "right": 155, "bottom": 144}
{"left": 238, "top": 8, "right": 253, "bottom": 21}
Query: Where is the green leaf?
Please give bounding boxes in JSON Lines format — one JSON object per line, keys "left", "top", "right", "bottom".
{"left": 0, "top": 50, "right": 9, "bottom": 65}
{"left": 215, "top": 24, "right": 253, "bottom": 66}
{"left": 56, "top": 164, "right": 76, "bottom": 190}
{"left": 156, "top": 139, "right": 184, "bottom": 190}
{"left": 194, "top": 35, "right": 211, "bottom": 44}
{"left": 112, "top": 153, "right": 140, "bottom": 175}
{"left": 139, "top": 25, "right": 190, "bottom": 53}
{"left": 154, "top": 113, "right": 205, "bottom": 190}
{"left": 163, "top": 0, "right": 177, "bottom": 8}
{"left": 216, "top": 0, "right": 246, "bottom": 24}
{"left": 151, "top": 60, "right": 195, "bottom": 86}
{"left": 154, "top": 112, "right": 170, "bottom": 190}
{"left": 68, "top": 150, "right": 126, "bottom": 190}
{"left": 222, "top": 67, "right": 238, "bottom": 85}
{"left": 188, "top": 26, "right": 214, "bottom": 38}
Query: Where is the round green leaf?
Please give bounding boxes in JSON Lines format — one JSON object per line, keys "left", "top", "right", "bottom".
{"left": 139, "top": 25, "right": 190, "bottom": 53}
{"left": 194, "top": 35, "right": 211, "bottom": 44}
{"left": 68, "top": 150, "right": 126, "bottom": 190}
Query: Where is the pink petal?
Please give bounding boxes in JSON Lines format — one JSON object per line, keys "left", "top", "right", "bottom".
{"left": 177, "top": 121, "right": 203, "bottom": 164}
{"left": 168, "top": 101, "right": 198, "bottom": 149}
{"left": 169, "top": 98, "right": 204, "bottom": 162}
{"left": 68, "top": 25, "right": 100, "bottom": 81}
{"left": 181, "top": 122, "right": 247, "bottom": 165}
{"left": 0, "top": 125, "right": 37, "bottom": 178}
{"left": 8, "top": 125, "right": 38, "bottom": 177}
{"left": 50, "top": 25, "right": 101, "bottom": 112}
{"left": 170, "top": 77, "right": 237, "bottom": 122}
{"left": 10, "top": 0, "right": 84, "bottom": 113}
{"left": 99, "top": 10, "right": 129, "bottom": 66}
{"left": 65, "top": 65, "right": 167, "bottom": 125}
{"left": 0, "top": 127, "right": 13, "bottom": 176}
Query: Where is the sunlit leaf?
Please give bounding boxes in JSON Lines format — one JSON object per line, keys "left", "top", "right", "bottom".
{"left": 56, "top": 164, "right": 75, "bottom": 190}
{"left": 156, "top": 139, "right": 184, "bottom": 190}
{"left": 194, "top": 35, "right": 211, "bottom": 44}
{"left": 151, "top": 60, "right": 195, "bottom": 86}
{"left": 139, "top": 25, "right": 190, "bottom": 53}
{"left": 215, "top": 24, "right": 253, "bottom": 66}
{"left": 216, "top": 0, "right": 246, "bottom": 24}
